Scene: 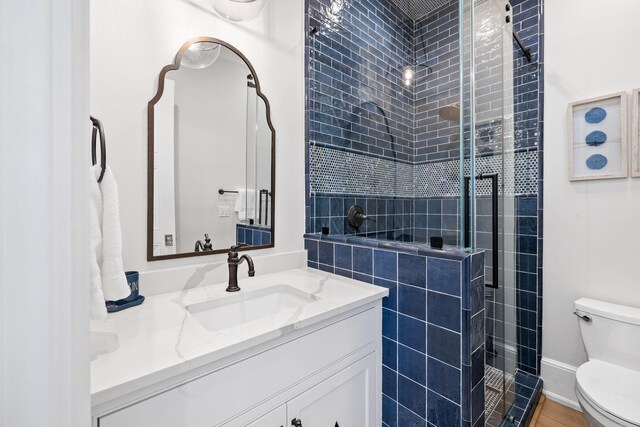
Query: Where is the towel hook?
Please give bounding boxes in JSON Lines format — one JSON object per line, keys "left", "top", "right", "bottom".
{"left": 90, "top": 116, "right": 107, "bottom": 183}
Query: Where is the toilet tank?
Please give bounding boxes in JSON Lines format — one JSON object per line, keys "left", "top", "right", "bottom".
{"left": 575, "top": 298, "right": 640, "bottom": 372}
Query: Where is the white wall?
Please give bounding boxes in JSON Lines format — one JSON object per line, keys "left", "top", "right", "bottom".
{"left": 543, "top": 0, "right": 640, "bottom": 408}
{"left": 1, "top": 0, "right": 90, "bottom": 425}
{"left": 172, "top": 52, "right": 248, "bottom": 252}
{"left": 90, "top": 0, "right": 305, "bottom": 271}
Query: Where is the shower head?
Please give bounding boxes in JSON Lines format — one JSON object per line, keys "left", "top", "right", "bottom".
{"left": 439, "top": 103, "right": 460, "bottom": 122}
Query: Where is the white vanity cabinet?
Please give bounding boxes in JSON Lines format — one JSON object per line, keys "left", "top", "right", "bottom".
{"left": 94, "top": 304, "right": 382, "bottom": 427}
{"left": 243, "top": 405, "right": 286, "bottom": 426}
{"left": 287, "top": 353, "right": 376, "bottom": 427}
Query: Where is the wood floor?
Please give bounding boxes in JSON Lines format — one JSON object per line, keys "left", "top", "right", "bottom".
{"left": 530, "top": 395, "right": 588, "bottom": 427}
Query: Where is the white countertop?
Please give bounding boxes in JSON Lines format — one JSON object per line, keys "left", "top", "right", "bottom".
{"left": 90, "top": 267, "right": 387, "bottom": 407}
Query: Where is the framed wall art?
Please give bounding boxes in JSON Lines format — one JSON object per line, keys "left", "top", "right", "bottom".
{"left": 568, "top": 92, "right": 627, "bottom": 181}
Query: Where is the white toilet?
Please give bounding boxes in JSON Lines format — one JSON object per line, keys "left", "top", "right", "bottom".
{"left": 574, "top": 298, "right": 640, "bottom": 427}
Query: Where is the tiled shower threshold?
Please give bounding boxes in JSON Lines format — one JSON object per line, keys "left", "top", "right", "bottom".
{"left": 500, "top": 370, "right": 543, "bottom": 426}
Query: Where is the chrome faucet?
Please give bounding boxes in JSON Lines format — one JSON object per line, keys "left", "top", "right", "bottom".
{"left": 194, "top": 233, "right": 213, "bottom": 252}
{"left": 226, "top": 244, "right": 255, "bottom": 292}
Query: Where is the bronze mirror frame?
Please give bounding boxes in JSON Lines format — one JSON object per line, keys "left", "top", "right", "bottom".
{"left": 147, "top": 36, "right": 276, "bottom": 261}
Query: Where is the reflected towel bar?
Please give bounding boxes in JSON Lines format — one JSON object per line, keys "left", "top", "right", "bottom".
{"left": 218, "top": 189, "right": 239, "bottom": 195}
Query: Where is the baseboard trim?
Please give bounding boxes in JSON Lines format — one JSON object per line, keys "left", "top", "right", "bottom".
{"left": 543, "top": 390, "right": 581, "bottom": 412}
{"left": 540, "top": 357, "right": 581, "bottom": 411}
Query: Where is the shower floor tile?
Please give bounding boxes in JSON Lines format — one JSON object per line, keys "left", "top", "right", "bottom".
{"left": 486, "top": 365, "right": 515, "bottom": 425}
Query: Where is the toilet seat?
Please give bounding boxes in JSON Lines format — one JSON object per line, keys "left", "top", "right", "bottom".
{"left": 576, "top": 360, "right": 640, "bottom": 426}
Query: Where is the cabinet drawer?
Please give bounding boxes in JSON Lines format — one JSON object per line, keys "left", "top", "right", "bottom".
{"left": 99, "top": 308, "right": 375, "bottom": 427}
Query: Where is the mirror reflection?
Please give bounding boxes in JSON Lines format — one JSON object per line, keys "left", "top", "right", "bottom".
{"left": 149, "top": 38, "right": 274, "bottom": 260}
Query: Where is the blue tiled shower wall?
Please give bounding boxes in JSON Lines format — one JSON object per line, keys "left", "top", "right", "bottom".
{"left": 305, "top": 234, "right": 486, "bottom": 427}
{"left": 305, "top": 0, "right": 544, "bottom": 377}
{"left": 235, "top": 224, "right": 272, "bottom": 246}
{"left": 311, "top": 194, "right": 415, "bottom": 239}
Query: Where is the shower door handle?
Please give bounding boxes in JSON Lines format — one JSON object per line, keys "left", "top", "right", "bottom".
{"left": 464, "top": 174, "right": 499, "bottom": 290}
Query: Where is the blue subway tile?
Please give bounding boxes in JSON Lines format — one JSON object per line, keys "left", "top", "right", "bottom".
{"left": 353, "top": 272, "right": 373, "bottom": 284}
{"left": 398, "top": 404, "right": 426, "bottom": 426}
{"left": 398, "top": 314, "right": 426, "bottom": 353}
{"left": 383, "top": 365, "right": 398, "bottom": 400}
{"left": 330, "top": 197, "right": 344, "bottom": 216}
{"left": 427, "top": 390, "right": 461, "bottom": 427}
{"left": 471, "top": 311, "right": 484, "bottom": 351}
{"left": 383, "top": 337, "right": 397, "bottom": 370}
{"left": 471, "top": 346, "right": 484, "bottom": 387}
{"left": 471, "top": 252, "right": 484, "bottom": 279}
{"left": 427, "top": 291, "right": 461, "bottom": 332}
{"left": 399, "top": 344, "right": 427, "bottom": 386}
{"left": 334, "top": 243, "right": 352, "bottom": 270}
{"left": 462, "top": 364, "right": 472, "bottom": 422}
{"left": 428, "top": 324, "right": 461, "bottom": 367}
{"left": 398, "top": 254, "right": 427, "bottom": 287}
{"left": 470, "top": 278, "right": 484, "bottom": 315}
{"left": 315, "top": 196, "right": 330, "bottom": 217}
{"left": 318, "top": 263, "right": 334, "bottom": 274}
{"left": 383, "top": 308, "right": 397, "bottom": 340}
{"left": 376, "top": 277, "right": 398, "bottom": 310}
{"left": 305, "top": 239, "right": 318, "bottom": 263}
{"left": 375, "top": 250, "right": 398, "bottom": 281}
{"left": 427, "top": 357, "right": 461, "bottom": 403}
{"left": 398, "top": 285, "right": 426, "bottom": 321}
{"left": 334, "top": 267, "right": 352, "bottom": 279}
{"left": 427, "top": 257, "right": 461, "bottom": 296}
{"left": 398, "top": 375, "right": 426, "bottom": 419}
{"left": 471, "top": 380, "right": 485, "bottom": 424}
{"left": 382, "top": 394, "right": 398, "bottom": 427}
{"left": 318, "top": 241, "right": 334, "bottom": 265}
{"left": 353, "top": 246, "right": 373, "bottom": 275}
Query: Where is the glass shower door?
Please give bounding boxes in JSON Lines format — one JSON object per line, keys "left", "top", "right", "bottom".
{"left": 462, "top": 0, "right": 517, "bottom": 424}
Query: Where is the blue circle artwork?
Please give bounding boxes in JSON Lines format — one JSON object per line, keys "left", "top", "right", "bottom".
{"left": 586, "top": 154, "right": 608, "bottom": 170}
{"left": 585, "top": 107, "right": 607, "bottom": 124}
{"left": 585, "top": 130, "right": 607, "bottom": 146}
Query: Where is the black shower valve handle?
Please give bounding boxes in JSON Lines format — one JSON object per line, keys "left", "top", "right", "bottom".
{"left": 358, "top": 213, "right": 376, "bottom": 223}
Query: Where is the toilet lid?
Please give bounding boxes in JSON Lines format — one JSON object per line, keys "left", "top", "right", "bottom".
{"left": 576, "top": 360, "right": 640, "bottom": 426}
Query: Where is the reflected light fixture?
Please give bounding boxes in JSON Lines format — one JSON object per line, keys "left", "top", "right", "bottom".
{"left": 181, "top": 42, "right": 221, "bottom": 69}
{"left": 213, "top": 0, "right": 269, "bottom": 22}
{"left": 402, "top": 66, "right": 414, "bottom": 87}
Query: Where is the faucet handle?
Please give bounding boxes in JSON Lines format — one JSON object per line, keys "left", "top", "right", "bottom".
{"left": 229, "top": 243, "right": 248, "bottom": 258}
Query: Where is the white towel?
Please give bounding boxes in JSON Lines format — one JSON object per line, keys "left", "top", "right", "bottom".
{"left": 89, "top": 165, "right": 131, "bottom": 319}
{"left": 89, "top": 166, "right": 107, "bottom": 319}
{"left": 234, "top": 188, "right": 256, "bottom": 221}
{"left": 99, "top": 166, "right": 131, "bottom": 301}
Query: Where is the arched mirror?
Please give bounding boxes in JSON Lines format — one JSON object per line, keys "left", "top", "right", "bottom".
{"left": 147, "top": 37, "right": 275, "bottom": 261}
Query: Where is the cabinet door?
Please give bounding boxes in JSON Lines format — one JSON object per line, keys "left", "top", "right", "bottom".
{"left": 287, "top": 354, "right": 376, "bottom": 427}
{"left": 244, "top": 405, "right": 287, "bottom": 427}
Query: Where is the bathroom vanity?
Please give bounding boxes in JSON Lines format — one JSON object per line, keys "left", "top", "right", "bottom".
{"left": 90, "top": 268, "right": 387, "bottom": 426}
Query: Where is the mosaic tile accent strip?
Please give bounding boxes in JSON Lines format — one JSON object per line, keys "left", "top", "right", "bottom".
{"left": 310, "top": 145, "right": 539, "bottom": 198}
{"left": 310, "top": 145, "right": 414, "bottom": 197}
{"left": 414, "top": 151, "right": 539, "bottom": 197}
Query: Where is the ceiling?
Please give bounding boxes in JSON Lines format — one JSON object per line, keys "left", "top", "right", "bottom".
{"left": 388, "top": 0, "right": 452, "bottom": 20}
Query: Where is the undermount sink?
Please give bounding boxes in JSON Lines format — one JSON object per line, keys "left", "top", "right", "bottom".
{"left": 186, "top": 285, "right": 318, "bottom": 332}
